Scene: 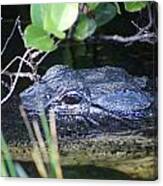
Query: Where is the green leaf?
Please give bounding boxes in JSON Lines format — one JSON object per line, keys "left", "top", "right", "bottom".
{"left": 30, "top": 3, "right": 78, "bottom": 39}
{"left": 94, "top": 3, "right": 117, "bottom": 27}
{"left": 24, "top": 25, "right": 56, "bottom": 52}
{"left": 74, "top": 14, "right": 97, "bottom": 41}
{"left": 87, "top": 3, "right": 99, "bottom": 10}
{"left": 42, "top": 6, "right": 65, "bottom": 39}
{"left": 52, "top": 30, "right": 66, "bottom": 40}
{"left": 42, "top": 3, "right": 78, "bottom": 35}
{"left": 124, "top": 2, "right": 148, "bottom": 12}
{"left": 31, "top": 4, "right": 44, "bottom": 27}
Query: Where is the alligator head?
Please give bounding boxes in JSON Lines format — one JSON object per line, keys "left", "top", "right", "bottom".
{"left": 20, "top": 65, "right": 154, "bottom": 132}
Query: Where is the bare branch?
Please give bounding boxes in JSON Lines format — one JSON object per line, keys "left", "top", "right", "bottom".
{"left": 29, "top": 51, "right": 44, "bottom": 60}
{"left": 3, "top": 71, "right": 38, "bottom": 81}
{"left": 135, "top": 4, "right": 153, "bottom": 36}
{"left": 1, "top": 49, "right": 32, "bottom": 104}
{"left": 1, "top": 16, "right": 52, "bottom": 104}
{"left": 131, "top": 20, "right": 142, "bottom": 30}
{"left": 1, "top": 55, "right": 34, "bottom": 74}
{"left": 90, "top": 4, "right": 157, "bottom": 45}
{"left": 17, "top": 17, "right": 24, "bottom": 39}
{"left": 1, "top": 16, "right": 20, "bottom": 55}
{"left": 1, "top": 48, "right": 51, "bottom": 104}
{"left": 97, "top": 32, "right": 156, "bottom": 44}
{"left": 36, "top": 52, "right": 50, "bottom": 66}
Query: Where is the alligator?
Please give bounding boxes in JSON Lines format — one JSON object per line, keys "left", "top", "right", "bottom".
{"left": 2, "top": 65, "right": 157, "bottom": 179}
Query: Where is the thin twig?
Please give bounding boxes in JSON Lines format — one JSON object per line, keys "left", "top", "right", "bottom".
{"left": 1, "top": 16, "right": 20, "bottom": 55}
{"left": 1, "top": 54, "right": 34, "bottom": 74}
{"left": 17, "top": 17, "right": 24, "bottom": 39}
{"left": 131, "top": 20, "right": 142, "bottom": 30}
{"left": 136, "top": 4, "right": 153, "bottom": 36}
{"left": 3, "top": 71, "right": 38, "bottom": 81}
{"left": 90, "top": 4, "right": 157, "bottom": 45}
{"left": 1, "top": 49, "right": 32, "bottom": 104}
{"left": 29, "top": 51, "right": 43, "bottom": 60}
{"left": 36, "top": 52, "right": 50, "bottom": 66}
{"left": 97, "top": 32, "right": 156, "bottom": 44}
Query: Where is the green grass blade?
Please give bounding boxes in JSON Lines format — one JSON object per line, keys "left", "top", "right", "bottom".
{"left": 40, "top": 111, "right": 51, "bottom": 144}
{"left": 1, "top": 135, "right": 17, "bottom": 177}
{"left": 1, "top": 156, "right": 8, "bottom": 177}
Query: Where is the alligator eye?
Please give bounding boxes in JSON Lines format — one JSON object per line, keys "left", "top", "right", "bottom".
{"left": 62, "top": 94, "right": 82, "bottom": 105}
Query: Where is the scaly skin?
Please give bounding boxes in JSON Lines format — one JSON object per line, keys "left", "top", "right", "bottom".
{"left": 2, "top": 65, "right": 157, "bottom": 179}
{"left": 20, "top": 65, "right": 154, "bottom": 122}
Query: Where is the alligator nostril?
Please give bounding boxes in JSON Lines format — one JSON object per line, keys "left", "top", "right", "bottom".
{"left": 62, "top": 95, "right": 82, "bottom": 105}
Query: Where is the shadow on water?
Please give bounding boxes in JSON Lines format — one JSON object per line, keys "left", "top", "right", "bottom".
{"left": 18, "top": 161, "right": 131, "bottom": 180}
{"left": 63, "top": 165, "right": 131, "bottom": 180}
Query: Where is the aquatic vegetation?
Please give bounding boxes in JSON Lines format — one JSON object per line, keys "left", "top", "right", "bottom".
{"left": 1, "top": 108, "right": 63, "bottom": 178}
